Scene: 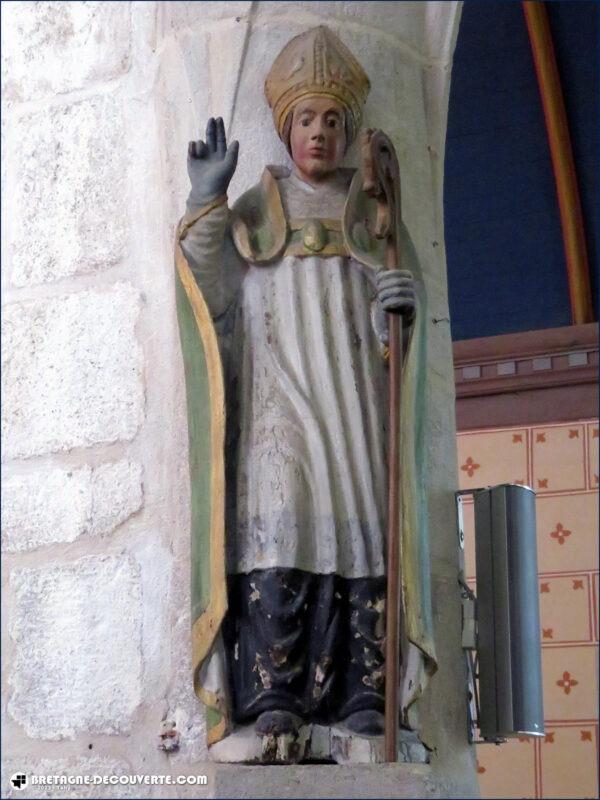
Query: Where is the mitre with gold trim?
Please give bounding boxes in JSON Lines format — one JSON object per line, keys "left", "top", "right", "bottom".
{"left": 264, "top": 25, "right": 371, "bottom": 144}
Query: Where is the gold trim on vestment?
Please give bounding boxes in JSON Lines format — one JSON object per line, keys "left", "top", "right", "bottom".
{"left": 205, "top": 712, "right": 228, "bottom": 746}
{"left": 179, "top": 194, "right": 228, "bottom": 240}
{"left": 175, "top": 218, "right": 229, "bottom": 741}
{"left": 231, "top": 170, "right": 287, "bottom": 263}
{"left": 285, "top": 217, "right": 349, "bottom": 257}
{"left": 283, "top": 241, "right": 350, "bottom": 258}
{"left": 289, "top": 218, "right": 342, "bottom": 231}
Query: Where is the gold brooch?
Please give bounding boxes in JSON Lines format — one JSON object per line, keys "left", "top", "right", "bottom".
{"left": 302, "top": 220, "right": 327, "bottom": 253}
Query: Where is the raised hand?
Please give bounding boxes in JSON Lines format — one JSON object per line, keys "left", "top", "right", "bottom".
{"left": 376, "top": 269, "right": 416, "bottom": 319}
{"left": 187, "top": 117, "right": 239, "bottom": 208}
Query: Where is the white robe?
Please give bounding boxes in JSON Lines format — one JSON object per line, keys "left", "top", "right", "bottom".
{"left": 182, "top": 170, "right": 388, "bottom": 579}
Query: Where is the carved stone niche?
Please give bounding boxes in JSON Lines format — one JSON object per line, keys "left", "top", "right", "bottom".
{"left": 171, "top": 3, "right": 479, "bottom": 797}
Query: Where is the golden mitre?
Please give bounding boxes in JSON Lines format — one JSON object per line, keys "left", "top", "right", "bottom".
{"left": 265, "top": 25, "right": 370, "bottom": 144}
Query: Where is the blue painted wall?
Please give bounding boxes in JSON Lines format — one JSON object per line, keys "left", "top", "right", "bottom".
{"left": 444, "top": 1, "right": 598, "bottom": 341}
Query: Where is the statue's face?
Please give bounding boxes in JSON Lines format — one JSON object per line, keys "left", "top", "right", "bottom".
{"left": 290, "top": 96, "right": 346, "bottom": 183}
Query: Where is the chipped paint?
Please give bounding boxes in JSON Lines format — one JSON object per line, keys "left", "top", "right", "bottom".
{"left": 255, "top": 653, "right": 272, "bottom": 689}
{"left": 268, "top": 646, "right": 288, "bottom": 668}
{"left": 249, "top": 581, "right": 261, "bottom": 603}
{"left": 361, "top": 666, "right": 384, "bottom": 689}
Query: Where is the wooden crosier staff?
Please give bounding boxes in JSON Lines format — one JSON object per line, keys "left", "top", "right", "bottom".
{"left": 361, "top": 128, "right": 408, "bottom": 763}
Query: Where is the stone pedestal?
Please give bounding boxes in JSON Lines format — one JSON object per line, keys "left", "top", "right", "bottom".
{"left": 211, "top": 764, "right": 474, "bottom": 799}
{"left": 209, "top": 723, "right": 428, "bottom": 765}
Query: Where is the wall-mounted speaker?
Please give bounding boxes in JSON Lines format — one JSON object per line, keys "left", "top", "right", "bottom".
{"left": 473, "top": 484, "right": 544, "bottom": 741}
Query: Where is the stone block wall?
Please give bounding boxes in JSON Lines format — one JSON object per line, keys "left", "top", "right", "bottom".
{"left": 1, "top": 2, "right": 477, "bottom": 797}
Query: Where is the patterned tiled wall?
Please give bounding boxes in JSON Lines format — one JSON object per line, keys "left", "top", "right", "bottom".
{"left": 458, "top": 420, "right": 599, "bottom": 799}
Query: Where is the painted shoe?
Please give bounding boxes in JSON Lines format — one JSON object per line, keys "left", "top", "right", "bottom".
{"left": 341, "top": 709, "right": 385, "bottom": 736}
{"left": 255, "top": 710, "right": 303, "bottom": 737}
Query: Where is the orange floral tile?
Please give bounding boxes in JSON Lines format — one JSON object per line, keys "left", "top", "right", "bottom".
{"left": 476, "top": 738, "right": 536, "bottom": 799}
{"left": 541, "top": 646, "right": 597, "bottom": 721}
{"left": 539, "top": 725, "right": 599, "bottom": 799}
{"left": 587, "top": 422, "right": 599, "bottom": 490}
{"left": 539, "top": 576, "right": 593, "bottom": 645}
{"left": 555, "top": 670, "right": 579, "bottom": 695}
{"left": 532, "top": 424, "right": 586, "bottom": 493}
{"left": 458, "top": 420, "right": 598, "bottom": 800}
{"left": 536, "top": 493, "right": 598, "bottom": 573}
{"left": 457, "top": 428, "right": 528, "bottom": 490}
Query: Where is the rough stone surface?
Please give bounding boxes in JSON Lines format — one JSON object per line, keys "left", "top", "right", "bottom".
{"left": 8, "top": 555, "right": 142, "bottom": 740}
{"left": 89, "top": 460, "right": 143, "bottom": 536}
{"left": 1, "top": 460, "right": 143, "bottom": 552}
{"left": 135, "top": 541, "right": 173, "bottom": 701}
{"left": 10, "top": 94, "right": 127, "bottom": 286}
{"left": 254, "top": 2, "right": 425, "bottom": 55}
{"left": 1, "top": 2, "right": 131, "bottom": 103}
{"left": 165, "top": 1, "right": 253, "bottom": 28}
{"left": 165, "top": 557, "right": 210, "bottom": 764}
{"left": 1, "top": 284, "right": 143, "bottom": 460}
{"left": 1, "top": 757, "right": 139, "bottom": 799}
{"left": 158, "top": 28, "right": 211, "bottom": 225}
{"left": 2, "top": 466, "right": 89, "bottom": 551}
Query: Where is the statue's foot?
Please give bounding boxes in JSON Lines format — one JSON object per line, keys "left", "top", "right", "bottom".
{"left": 255, "top": 710, "right": 303, "bottom": 737}
{"left": 341, "top": 709, "right": 385, "bottom": 737}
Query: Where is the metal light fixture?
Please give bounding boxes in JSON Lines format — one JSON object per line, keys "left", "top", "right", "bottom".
{"left": 457, "top": 484, "right": 545, "bottom": 744}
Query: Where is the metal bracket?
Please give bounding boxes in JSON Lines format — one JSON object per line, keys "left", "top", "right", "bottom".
{"left": 461, "top": 592, "right": 477, "bottom": 650}
{"left": 456, "top": 489, "right": 511, "bottom": 746}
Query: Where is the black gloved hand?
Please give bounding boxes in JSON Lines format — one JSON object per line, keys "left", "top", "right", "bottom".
{"left": 187, "top": 117, "right": 239, "bottom": 209}
{"left": 376, "top": 269, "right": 416, "bottom": 318}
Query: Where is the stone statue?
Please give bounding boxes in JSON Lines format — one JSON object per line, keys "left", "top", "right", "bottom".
{"left": 175, "top": 26, "right": 436, "bottom": 763}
